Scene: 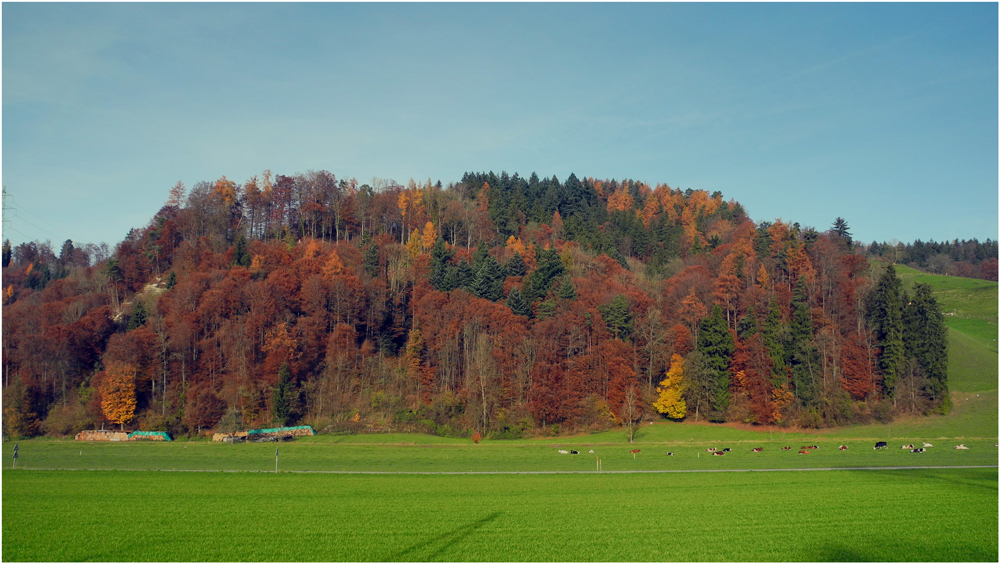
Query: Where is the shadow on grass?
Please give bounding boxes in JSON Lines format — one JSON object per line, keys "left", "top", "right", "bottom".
{"left": 387, "top": 512, "right": 501, "bottom": 562}
{"left": 868, "top": 467, "right": 998, "bottom": 493}
{"left": 816, "top": 544, "right": 873, "bottom": 562}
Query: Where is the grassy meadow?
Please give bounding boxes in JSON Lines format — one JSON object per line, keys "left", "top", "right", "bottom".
{"left": 3, "top": 468, "right": 996, "bottom": 562}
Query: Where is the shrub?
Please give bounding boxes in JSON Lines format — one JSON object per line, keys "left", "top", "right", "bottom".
{"left": 471, "top": 431, "right": 482, "bottom": 444}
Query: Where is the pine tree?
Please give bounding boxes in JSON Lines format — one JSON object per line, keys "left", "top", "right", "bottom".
{"left": 788, "top": 277, "right": 820, "bottom": 406}
{"left": 233, "top": 234, "right": 251, "bottom": 267}
{"left": 272, "top": 363, "right": 292, "bottom": 427}
{"left": 762, "top": 298, "right": 787, "bottom": 386}
{"left": 363, "top": 241, "right": 381, "bottom": 278}
{"left": 165, "top": 271, "right": 178, "bottom": 290}
{"left": 903, "top": 283, "right": 948, "bottom": 405}
{"left": 127, "top": 300, "right": 148, "bottom": 331}
{"left": 698, "top": 304, "right": 734, "bottom": 420}
{"left": 473, "top": 256, "right": 505, "bottom": 302}
{"left": 429, "top": 238, "right": 453, "bottom": 289}
{"left": 600, "top": 294, "right": 633, "bottom": 341}
{"left": 2, "top": 239, "right": 11, "bottom": 268}
{"left": 506, "top": 287, "right": 531, "bottom": 317}
{"left": 866, "top": 264, "right": 905, "bottom": 399}
{"left": 736, "top": 306, "right": 758, "bottom": 339}
{"left": 505, "top": 252, "right": 526, "bottom": 277}
{"left": 556, "top": 277, "right": 577, "bottom": 301}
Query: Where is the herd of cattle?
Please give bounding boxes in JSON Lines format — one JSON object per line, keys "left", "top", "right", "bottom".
{"left": 557, "top": 441, "right": 982, "bottom": 456}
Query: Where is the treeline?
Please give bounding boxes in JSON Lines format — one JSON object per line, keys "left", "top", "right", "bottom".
{"left": 867, "top": 238, "right": 998, "bottom": 281}
{"left": 2, "top": 170, "right": 950, "bottom": 440}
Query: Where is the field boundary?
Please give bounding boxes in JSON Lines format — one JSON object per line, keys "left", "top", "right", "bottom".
{"left": 9, "top": 465, "right": 997, "bottom": 475}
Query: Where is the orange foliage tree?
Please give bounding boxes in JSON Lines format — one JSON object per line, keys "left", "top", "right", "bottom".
{"left": 100, "top": 363, "right": 137, "bottom": 430}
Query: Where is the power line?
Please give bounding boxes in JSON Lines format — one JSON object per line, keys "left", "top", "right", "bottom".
{"left": 4, "top": 192, "right": 78, "bottom": 241}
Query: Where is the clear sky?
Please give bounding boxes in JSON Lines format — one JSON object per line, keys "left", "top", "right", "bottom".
{"left": 3, "top": 3, "right": 997, "bottom": 252}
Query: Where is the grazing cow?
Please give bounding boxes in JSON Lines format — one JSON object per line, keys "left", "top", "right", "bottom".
{"left": 922, "top": 443, "right": 933, "bottom": 448}
{"left": 910, "top": 448, "right": 925, "bottom": 453}
{"left": 558, "top": 450, "right": 569, "bottom": 454}
{"left": 570, "top": 450, "right": 579, "bottom": 455}
{"left": 712, "top": 451, "right": 725, "bottom": 456}
{"left": 751, "top": 448, "right": 763, "bottom": 453}
{"left": 798, "top": 450, "right": 810, "bottom": 454}
{"left": 588, "top": 449, "right": 595, "bottom": 454}
{"left": 838, "top": 445, "right": 848, "bottom": 450}
{"left": 901, "top": 444, "right": 914, "bottom": 449}
{"left": 629, "top": 449, "right": 641, "bottom": 454}
{"left": 722, "top": 448, "right": 731, "bottom": 452}
{"left": 666, "top": 452, "right": 674, "bottom": 456}
{"left": 954, "top": 444, "right": 970, "bottom": 450}
{"left": 781, "top": 446, "right": 792, "bottom": 451}
{"left": 706, "top": 447, "right": 717, "bottom": 452}
{"left": 874, "top": 441, "right": 888, "bottom": 450}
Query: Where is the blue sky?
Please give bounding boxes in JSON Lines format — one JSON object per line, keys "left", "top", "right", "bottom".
{"left": 3, "top": 3, "right": 997, "bottom": 251}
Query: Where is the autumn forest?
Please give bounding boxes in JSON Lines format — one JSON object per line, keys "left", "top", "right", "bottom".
{"left": 2, "top": 171, "right": 993, "bottom": 439}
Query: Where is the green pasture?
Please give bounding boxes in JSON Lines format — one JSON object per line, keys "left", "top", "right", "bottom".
{"left": 895, "top": 264, "right": 998, "bottom": 347}
{"left": 3, "top": 468, "right": 996, "bottom": 562}
{"left": 3, "top": 434, "right": 996, "bottom": 474}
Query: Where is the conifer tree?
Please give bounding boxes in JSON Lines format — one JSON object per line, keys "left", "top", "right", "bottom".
{"left": 363, "top": 241, "right": 381, "bottom": 278}
{"left": 698, "top": 304, "right": 734, "bottom": 420}
{"left": 505, "top": 252, "right": 526, "bottom": 277}
{"left": 506, "top": 287, "right": 531, "bottom": 317}
{"left": 866, "top": 264, "right": 905, "bottom": 399}
{"left": 556, "top": 277, "right": 577, "bottom": 300}
{"left": 127, "top": 300, "right": 148, "bottom": 331}
{"left": 788, "top": 277, "right": 820, "bottom": 406}
{"left": 473, "top": 256, "right": 505, "bottom": 301}
{"left": 429, "top": 238, "right": 453, "bottom": 289}
{"left": 272, "top": 363, "right": 292, "bottom": 427}
{"left": 600, "top": 294, "right": 633, "bottom": 341}
{"left": 762, "top": 299, "right": 787, "bottom": 386}
{"left": 903, "top": 282, "right": 948, "bottom": 404}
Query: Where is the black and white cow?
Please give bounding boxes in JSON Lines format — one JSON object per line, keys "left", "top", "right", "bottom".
{"left": 874, "top": 441, "right": 888, "bottom": 450}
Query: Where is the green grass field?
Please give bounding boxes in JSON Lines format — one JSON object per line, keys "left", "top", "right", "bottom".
{"left": 3, "top": 468, "right": 996, "bottom": 562}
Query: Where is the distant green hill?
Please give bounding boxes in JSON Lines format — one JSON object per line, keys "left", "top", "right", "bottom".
{"left": 895, "top": 264, "right": 997, "bottom": 394}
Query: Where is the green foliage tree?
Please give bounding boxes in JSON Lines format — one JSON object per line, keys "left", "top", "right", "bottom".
{"left": 698, "top": 304, "right": 734, "bottom": 420}
{"left": 866, "top": 264, "right": 905, "bottom": 399}
{"left": 233, "top": 234, "right": 251, "bottom": 267}
{"left": 600, "top": 294, "right": 633, "bottom": 341}
{"left": 903, "top": 282, "right": 949, "bottom": 405}
{"left": 524, "top": 245, "right": 565, "bottom": 302}
{"left": 762, "top": 299, "right": 787, "bottom": 386}
{"left": 556, "top": 276, "right": 577, "bottom": 301}
{"left": 788, "top": 277, "right": 820, "bottom": 407}
{"left": 473, "top": 256, "right": 505, "bottom": 302}
{"left": 429, "top": 238, "right": 453, "bottom": 290}
{"left": 505, "top": 286, "right": 531, "bottom": 317}
{"left": 127, "top": 300, "right": 148, "bottom": 331}
{"left": 2, "top": 238, "right": 11, "bottom": 268}
{"left": 165, "top": 271, "right": 177, "bottom": 290}
{"left": 364, "top": 240, "right": 381, "bottom": 279}
{"left": 272, "top": 363, "right": 293, "bottom": 427}
{"left": 504, "top": 252, "right": 526, "bottom": 277}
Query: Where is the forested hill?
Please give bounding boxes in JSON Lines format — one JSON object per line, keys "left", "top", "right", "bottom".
{"left": 1, "top": 171, "right": 965, "bottom": 439}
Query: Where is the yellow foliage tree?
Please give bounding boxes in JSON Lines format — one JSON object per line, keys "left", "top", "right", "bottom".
{"left": 303, "top": 238, "right": 321, "bottom": 259}
{"left": 421, "top": 221, "right": 437, "bottom": 253}
{"left": 406, "top": 230, "right": 422, "bottom": 260}
{"left": 653, "top": 354, "right": 687, "bottom": 419}
{"left": 101, "top": 363, "right": 137, "bottom": 430}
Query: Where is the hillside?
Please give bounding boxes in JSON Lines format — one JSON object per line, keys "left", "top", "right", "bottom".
{"left": 1, "top": 171, "right": 992, "bottom": 439}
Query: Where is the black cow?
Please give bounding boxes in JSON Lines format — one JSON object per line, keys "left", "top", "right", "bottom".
{"left": 874, "top": 441, "right": 888, "bottom": 450}
{"left": 570, "top": 450, "right": 579, "bottom": 455}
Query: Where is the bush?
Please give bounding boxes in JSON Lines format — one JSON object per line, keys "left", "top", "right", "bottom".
{"left": 471, "top": 431, "right": 482, "bottom": 444}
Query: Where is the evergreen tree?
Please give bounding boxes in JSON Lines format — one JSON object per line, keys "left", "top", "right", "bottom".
{"left": 787, "top": 277, "right": 820, "bottom": 407}
{"left": 272, "top": 363, "right": 292, "bottom": 426}
{"left": 233, "top": 234, "right": 251, "bottom": 267}
{"left": 473, "top": 256, "right": 505, "bottom": 302}
{"left": 866, "top": 264, "right": 905, "bottom": 399}
{"left": 833, "top": 217, "right": 852, "bottom": 246}
{"left": 698, "top": 304, "right": 734, "bottom": 420}
{"left": 536, "top": 300, "right": 557, "bottom": 320}
{"left": 429, "top": 238, "right": 453, "bottom": 289}
{"left": 127, "top": 300, "right": 148, "bottom": 331}
{"left": 556, "top": 277, "right": 577, "bottom": 300}
{"left": 455, "top": 261, "right": 475, "bottom": 293}
{"left": 59, "top": 239, "right": 75, "bottom": 265}
{"left": 505, "top": 252, "right": 526, "bottom": 277}
{"left": 363, "top": 241, "right": 381, "bottom": 279}
{"left": 903, "top": 283, "right": 948, "bottom": 404}
{"left": 165, "top": 271, "right": 178, "bottom": 290}
{"left": 524, "top": 245, "right": 564, "bottom": 302}
{"left": 2, "top": 239, "right": 11, "bottom": 268}
{"left": 506, "top": 287, "right": 531, "bottom": 317}
{"left": 599, "top": 294, "right": 633, "bottom": 341}
{"left": 736, "top": 306, "right": 758, "bottom": 339}
{"left": 762, "top": 299, "right": 787, "bottom": 386}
